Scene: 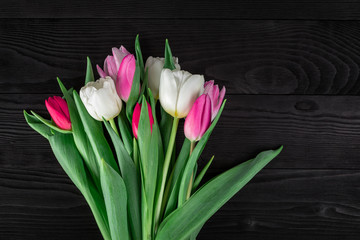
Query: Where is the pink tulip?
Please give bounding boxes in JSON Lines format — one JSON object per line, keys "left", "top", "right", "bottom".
{"left": 184, "top": 94, "right": 212, "bottom": 142}
{"left": 132, "top": 102, "right": 154, "bottom": 139}
{"left": 117, "top": 54, "right": 136, "bottom": 102}
{"left": 204, "top": 80, "right": 226, "bottom": 121}
{"left": 96, "top": 46, "right": 131, "bottom": 81}
{"left": 45, "top": 96, "right": 71, "bottom": 130}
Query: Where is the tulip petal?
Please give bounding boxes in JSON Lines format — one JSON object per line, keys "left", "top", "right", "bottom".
{"left": 112, "top": 47, "right": 129, "bottom": 70}
{"left": 80, "top": 77, "right": 122, "bottom": 121}
{"left": 212, "top": 86, "right": 226, "bottom": 120}
{"left": 184, "top": 95, "right": 211, "bottom": 142}
{"left": 45, "top": 96, "right": 71, "bottom": 130}
{"left": 176, "top": 73, "right": 204, "bottom": 118}
{"left": 159, "top": 69, "right": 179, "bottom": 117}
{"left": 117, "top": 54, "right": 135, "bottom": 102}
{"left": 104, "top": 56, "right": 118, "bottom": 81}
{"left": 132, "top": 103, "right": 141, "bottom": 139}
{"left": 97, "top": 64, "right": 107, "bottom": 78}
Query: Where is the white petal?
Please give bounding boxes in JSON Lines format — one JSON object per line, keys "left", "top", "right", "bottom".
{"left": 159, "top": 69, "right": 178, "bottom": 117}
{"left": 147, "top": 58, "right": 165, "bottom": 99}
{"left": 176, "top": 74, "right": 204, "bottom": 118}
{"left": 80, "top": 77, "right": 122, "bottom": 121}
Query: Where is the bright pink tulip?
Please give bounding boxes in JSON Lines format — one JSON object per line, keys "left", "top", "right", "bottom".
{"left": 96, "top": 46, "right": 131, "bottom": 81}
{"left": 132, "top": 102, "right": 154, "bottom": 139}
{"left": 117, "top": 54, "right": 136, "bottom": 102}
{"left": 184, "top": 94, "right": 212, "bottom": 142}
{"left": 204, "top": 80, "right": 226, "bottom": 121}
{"left": 45, "top": 96, "right": 71, "bottom": 130}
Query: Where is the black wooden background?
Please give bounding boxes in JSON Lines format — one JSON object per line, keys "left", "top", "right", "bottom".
{"left": 1, "top": 1, "right": 360, "bottom": 239}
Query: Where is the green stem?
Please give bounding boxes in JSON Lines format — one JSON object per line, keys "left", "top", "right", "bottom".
{"left": 154, "top": 117, "right": 179, "bottom": 231}
{"left": 186, "top": 142, "right": 196, "bottom": 200}
{"left": 109, "top": 118, "right": 119, "bottom": 136}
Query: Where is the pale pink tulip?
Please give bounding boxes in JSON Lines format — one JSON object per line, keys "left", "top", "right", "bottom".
{"left": 132, "top": 102, "right": 154, "bottom": 139}
{"left": 96, "top": 46, "right": 131, "bottom": 81}
{"left": 184, "top": 94, "right": 212, "bottom": 142}
{"left": 117, "top": 54, "right": 136, "bottom": 102}
{"left": 45, "top": 96, "right": 71, "bottom": 130}
{"left": 204, "top": 80, "right": 226, "bottom": 121}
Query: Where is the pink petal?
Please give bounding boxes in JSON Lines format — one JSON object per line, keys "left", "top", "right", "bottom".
{"left": 132, "top": 103, "right": 141, "bottom": 139}
{"left": 104, "top": 56, "right": 117, "bottom": 81}
{"left": 117, "top": 54, "right": 135, "bottom": 102}
{"left": 45, "top": 96, "right": 71, "bottom": 130}
{"left": 120, "top": 45, "right": 131, "bottom": 55}
{"left": 112, "top": 47, "right": 130, "bottom": 70}
{"left": 132, "top": 102, "right": 154, "bottom": 139}
{"left": 184, "top": 94, "right": 211, "bottom": 142}
{"left": 96, "top": 64, "right": 107, "bottom": 78}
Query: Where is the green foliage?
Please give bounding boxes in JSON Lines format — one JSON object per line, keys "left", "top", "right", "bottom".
{"left": 156, "top": 146, "right": 283, "bottom": 240}
{"left": 24, "top": 42, "right": 283, "bottom": 240}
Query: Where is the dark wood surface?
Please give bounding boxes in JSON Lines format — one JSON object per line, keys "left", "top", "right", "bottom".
{"left": 1, "top": 1, "right": 360, "bottom": 239}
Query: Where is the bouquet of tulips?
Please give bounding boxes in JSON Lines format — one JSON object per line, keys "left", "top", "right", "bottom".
{"left": 24, "top": 35, "right": 282, "bottom": 240}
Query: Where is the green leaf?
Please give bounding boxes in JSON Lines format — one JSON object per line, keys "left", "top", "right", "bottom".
{"left": 126, "top": 61, "right": 141, "bottom": 121}
{"left": 23, "top": 110, "right": 52, "bottom": 139}
{"left": 178, "top": 100, "right": 226, "bottom": 206}
{"left": 73, "top": 90, "right": 119, "bottom": 174}
{"left": 163, "top": 139, "right": 190, "bottom": 218}
{"left": 57, "top": 78, "right": 100, "bottom": 190}
{"left": 48, "top": 131, "right": 111, "bottom": 240}
{"left": 140, "top": 69, "right": 149, "bottom": 97}
{"left": 85, "top": 57, "right": 95, "bottom": 84}
{"left": 100, "top": 160, "right": 130, "bottom": 240}
{"left": 163, "top": 39, "right": 176, "bottom": 70}
{"left": 137, "top": 97, "right": 159, "bottom": 238}
{"left": 103, "top": 119, "right": 142, "bottom": 240}
{"left": 118, "top": 110, "right": 133, "bottom": 156}
{"left": 135, "top": 34, "right": 145, "bottom": 81}
{"left": 30, "top": 110, "right": 72, "bottom": 134}
{"left": 156, "top": 146, "right": 283, "bottom": 240}
{"left": 193, "top": 155, "right": 214, "bottom": 190}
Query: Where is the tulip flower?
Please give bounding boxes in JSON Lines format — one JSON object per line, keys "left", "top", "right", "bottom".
{"left": 80, "top": 76, "right": 122, "bottom": 121}
{"left": 145, "top": 56, "right": 180, "bottom": 99}
{"left": 96, "top": 46, "right": 130, "bottom": 81}
{"left": 159, "top": 69, "right": 204, "bottom": 118}
{"left": 132, "top": 102, "right": 154, "bottom": 139}
{"left": 184, "top": 94, "right": 212, "bottom": 142}
{"left": 45, "top": 96, "right": 72, "bottom": 130}
{"left": 117, "top": 54, "right": 136, "bottom": 102}
{"left": 204, "top": 80, "right": 226, "bottom": 121}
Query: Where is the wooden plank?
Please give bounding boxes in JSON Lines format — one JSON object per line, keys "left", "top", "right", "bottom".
{"left": 1, "top": 167, "right": 359, "bottom": 239}
{"left": 4, "top": 93, "right": 360, "bottom": 169}
{"left": 2, "top": 19, "right": 360, "bottom": 94}
{"left": 1, "top": 1, "right": 360, "bottom": 20}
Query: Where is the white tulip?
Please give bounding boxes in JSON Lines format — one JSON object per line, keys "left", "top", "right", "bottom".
{"left": 159, "top": 69, "right": 204, "bottom": 118}
{"left": 80, "top": 76, "right": 122, "bottom": 121}
{"left": 145, "top": 56, "right": 180, "bottom": 99}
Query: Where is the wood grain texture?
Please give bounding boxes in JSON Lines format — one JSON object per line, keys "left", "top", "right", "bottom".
{"left": 3, "top": 20, "right": 360, "bottom": 94}
{"left": 2, "top": 1, "right": 360, "bottom": 239}
{"left": 1, "top": 167, "right": 359, "bottom": 239}
{"left": 1, "top": 0, "right": 360, "bottom": 20}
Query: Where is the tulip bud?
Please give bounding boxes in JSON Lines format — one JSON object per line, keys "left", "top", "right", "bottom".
{"left": 204, "top": 80, "right": 226, "bottom": 121}
{"left": 132, "top": 102, "right": 154, "bottom": 139}
{"left": 45, "top": 96, "right": 72, "bottom": 130}
{"left": 80, "top": 76, "right": 122, "bottom": 121}
{"left": 97, "top": 46, "right": 130, "bottom": 81}
{"left": 145, "top": 56, "right": 180, "bottom": 99}
{"left": 159, "top": 69, "right": 204, "bottom": 118}
{"left": 184, "top": 94, "right": 211, "bottom": 142}
{"left": 117, "top": 54, "right": 136, "bottom": 102}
